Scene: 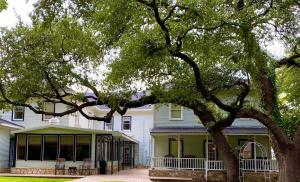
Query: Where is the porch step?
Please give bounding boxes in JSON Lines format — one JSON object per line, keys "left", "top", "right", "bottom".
{"left": 149, "top": 176, "right": 193, "bottom": 181}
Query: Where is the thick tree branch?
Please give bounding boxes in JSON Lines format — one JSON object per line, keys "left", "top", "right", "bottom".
{"left": 237, "top": 108, "right": 292, "bottom": 151}
{"left": 277, "top": 54, "right": 300, "bottom": 68}
{"left": 137, "top": 0, "right": 240, "bottom": 113}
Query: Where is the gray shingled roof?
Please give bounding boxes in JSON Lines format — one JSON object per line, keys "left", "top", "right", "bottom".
{"left": 151, "top": 126, "right": 268, "bottom": 135}
{"left": 0, "top": 118, "right": 23, "bottom": 128}
{"left": 85, "top": 92, "right": 152, "bottom": 110}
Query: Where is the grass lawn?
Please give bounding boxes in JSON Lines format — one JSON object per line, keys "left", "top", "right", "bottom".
{"left": 0, "top": 177, "right": 75, "bottom": 182}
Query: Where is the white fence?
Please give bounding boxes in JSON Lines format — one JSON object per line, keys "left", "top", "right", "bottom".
{"left": 206, "top": 160, "right": 225, "bottom": 170}
{"left": 151, "top": 157, "right": 224, "bottom": 170}
{"left": 241, "top": 159, "right": 278, "bottom": 171}
{"left": 151, "top": 157, "right": 278, "bottom": 172}
{"left": 151, "top": 157, "right": 206, "bottom": 170}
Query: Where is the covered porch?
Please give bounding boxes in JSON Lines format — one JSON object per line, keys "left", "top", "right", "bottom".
{"left": 10, "top": 125, "right": 138, "bottom": 175}
{"left": 150, "top": 127, "right": 278, "bottom": 173}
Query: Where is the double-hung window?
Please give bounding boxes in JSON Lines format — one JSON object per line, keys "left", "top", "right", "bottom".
{"left": 169, "top": 104, "right": 183, "bottom": 120}
{"left": 12, "top": 106, "right": 25, "bottom": 121}
{"left": 105, "top": 117, "right": 114, "bottom": 131}
{"left": 43, "top": 102, "right": 55, "bottom": 120}
{"left": 122, "top": 116, "right": 131, "bottom": 130}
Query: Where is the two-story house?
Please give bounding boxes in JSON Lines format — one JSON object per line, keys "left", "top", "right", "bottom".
{"left": 0, "top": 99, "right": 154, "bottom": 175}
{"left": 149, "top": 104, "right": 278, "bottom": 180}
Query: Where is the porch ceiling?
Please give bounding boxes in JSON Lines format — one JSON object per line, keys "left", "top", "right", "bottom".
{"left": 150, "top": 126, "right": 268, "bottom": 136}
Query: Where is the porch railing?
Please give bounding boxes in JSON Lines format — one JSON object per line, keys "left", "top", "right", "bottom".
{"left": 151, "top": 157, "right": 206, "bottom": 170}
{"left": 241, "top": 159, "right": 278, "bottom": 171}
{"left": 151, "top": 157, "right": 278, "bottom": 172}
{"left": 206, "top": 160, "right": 225, "bottom": 170}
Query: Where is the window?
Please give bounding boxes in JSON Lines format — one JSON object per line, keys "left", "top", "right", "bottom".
{"left": 12, "top": 106, "right": 24, "bottom": 121}
{"left": 15, "top": 134, "right": 92, "bottom": 162}
{"left": 105, "top": 117, "right": 113, "bottom": 131}
{"left": 44, "top": 135, "right": 58, "bottom": 160}
{"left": 169, "top": 104, "right": 183, "bottom": 120}
{"left": 43, "top": 102, "right": 55, "bottom": 120}
{"left": 27, "top": 135, "right": 42, "bottom": 160}
{"left": 76, "top": 135, "right": 91, "bottom": 161}
{"left": 60, "top": 135, "right": 74, "bottom": 161}
{"left": 122, "top": 116, "right": 131, "bottom": 130}
{"left": 17, "top": 135, "right": 26, "bottom": 160}
{"left": 239, "top": 140, "right": 253, "bottom": 159}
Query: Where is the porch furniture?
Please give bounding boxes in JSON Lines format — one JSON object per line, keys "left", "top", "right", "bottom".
{"left": 55, "top": 158, "right": 66, "bottom": 175}
{"left": 79, "top": 158, "right": 92, "bottom": 175}
{"left": 68, "top": 167, "right": 77, "bottom": 175}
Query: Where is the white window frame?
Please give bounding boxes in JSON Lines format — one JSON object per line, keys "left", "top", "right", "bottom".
{"left": 105, "top": 116, "right": 114, "bottom": 131}
{"left": 122, "top": 116, "right": 132, "bottom": 130}
{"left": 207, "top": 141, "right": 218, "bottom": 160}
{"left": 169, "top": 103, "right": 183, "bottom": 120}
{"left": 43, "top": 102, "right": 55, "bottom": 121}
{"left": 12, "top": 106, "right": 25, "bottom": 121}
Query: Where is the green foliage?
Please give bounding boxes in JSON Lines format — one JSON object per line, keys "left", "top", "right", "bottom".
{"left": 0, "top": 177, "right": 73, "bottom": 182}
{"left": 0, "top": 0, "right": 7, "bottom": 12}
{"left": 0, "top": 0, "right": 299, "bottom": 137}
{"left": 0, "top": 17, "right": 100, "bottom": 104}
{"left": 277, "top": 66, "right": 300, "bottom": 137}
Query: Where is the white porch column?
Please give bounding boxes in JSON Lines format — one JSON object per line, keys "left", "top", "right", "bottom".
{"left": 205, "top": 134, "right": 208, "bottom": 180}
{"left": 151, "top": 136, "right": 155, "bottom": 168}
{"left": 177, "top": 135, "right": 181, "bottom": 169}
{"left": 253, "top": 136, "right": 257, "bottom": 172}
{"left": 177, "top": 135, "right": 181, "bottom": 158}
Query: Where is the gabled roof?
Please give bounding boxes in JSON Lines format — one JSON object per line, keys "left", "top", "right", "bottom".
{"left": 0, "top": 118, "right": 24, "bottom": 130}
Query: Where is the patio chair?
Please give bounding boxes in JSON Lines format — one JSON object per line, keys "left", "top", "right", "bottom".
{"left": 79, "top": 158, "right": 92, "bottom": 175}
{"left": 55, "top": 158, "right": 66, "bottom": 175}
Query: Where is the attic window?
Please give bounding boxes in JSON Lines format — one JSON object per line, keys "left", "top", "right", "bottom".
{"left": 169, "top": 104, "right": 183, "bottom": 120}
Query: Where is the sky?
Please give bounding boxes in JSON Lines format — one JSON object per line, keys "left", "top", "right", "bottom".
{"left": 0, "top": 0, "right": 35, "bottom": 28}
{"left": 0, "top": 0, "right": 286, "bottom": 59}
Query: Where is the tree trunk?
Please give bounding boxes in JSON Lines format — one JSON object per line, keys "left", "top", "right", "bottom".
{"left": 211, "top": 130, "right": 239, "bottom": 182}
{"left": 276, "top": 127, "right": 300, "bottom": 182}
{"left": 277, "top": 150, "right": 300, "bottom": 182}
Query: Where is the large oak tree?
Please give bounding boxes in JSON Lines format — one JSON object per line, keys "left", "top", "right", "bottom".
{"left": 0, "top": 0, "right": 299, "bottom": 181}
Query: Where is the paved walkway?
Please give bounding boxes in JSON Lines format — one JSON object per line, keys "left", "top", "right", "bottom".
{"left": 72, "top": 169, "right": 151, "bottom": 182}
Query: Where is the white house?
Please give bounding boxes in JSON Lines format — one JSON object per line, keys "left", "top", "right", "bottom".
{"left": 0, "top": 118, "right": 23, "bottom": 172}
{"left": 149, "top": 104, "right": 278, "bottom": 181}
{"left": 0, "top": 98, "right": 154, "bottom": 174}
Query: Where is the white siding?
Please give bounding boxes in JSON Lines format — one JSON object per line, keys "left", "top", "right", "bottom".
{"left": 0, "top": 127, "right": 10, "bottom": 168}
{"left": 98, "top": 108, "right": 154, "bottom": 166}
{"left": 1, "top": 103, "right": 70, "bottom": 129}
{"left": 1, "top": 103, "right": 155, "bottom": 167}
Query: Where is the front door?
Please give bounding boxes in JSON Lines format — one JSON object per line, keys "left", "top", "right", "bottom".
{"left": 169, "top": 138, "right": 183, "bottom": 157}
{"left": 123, "top": 144, "right": 131, "bottom": 164}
